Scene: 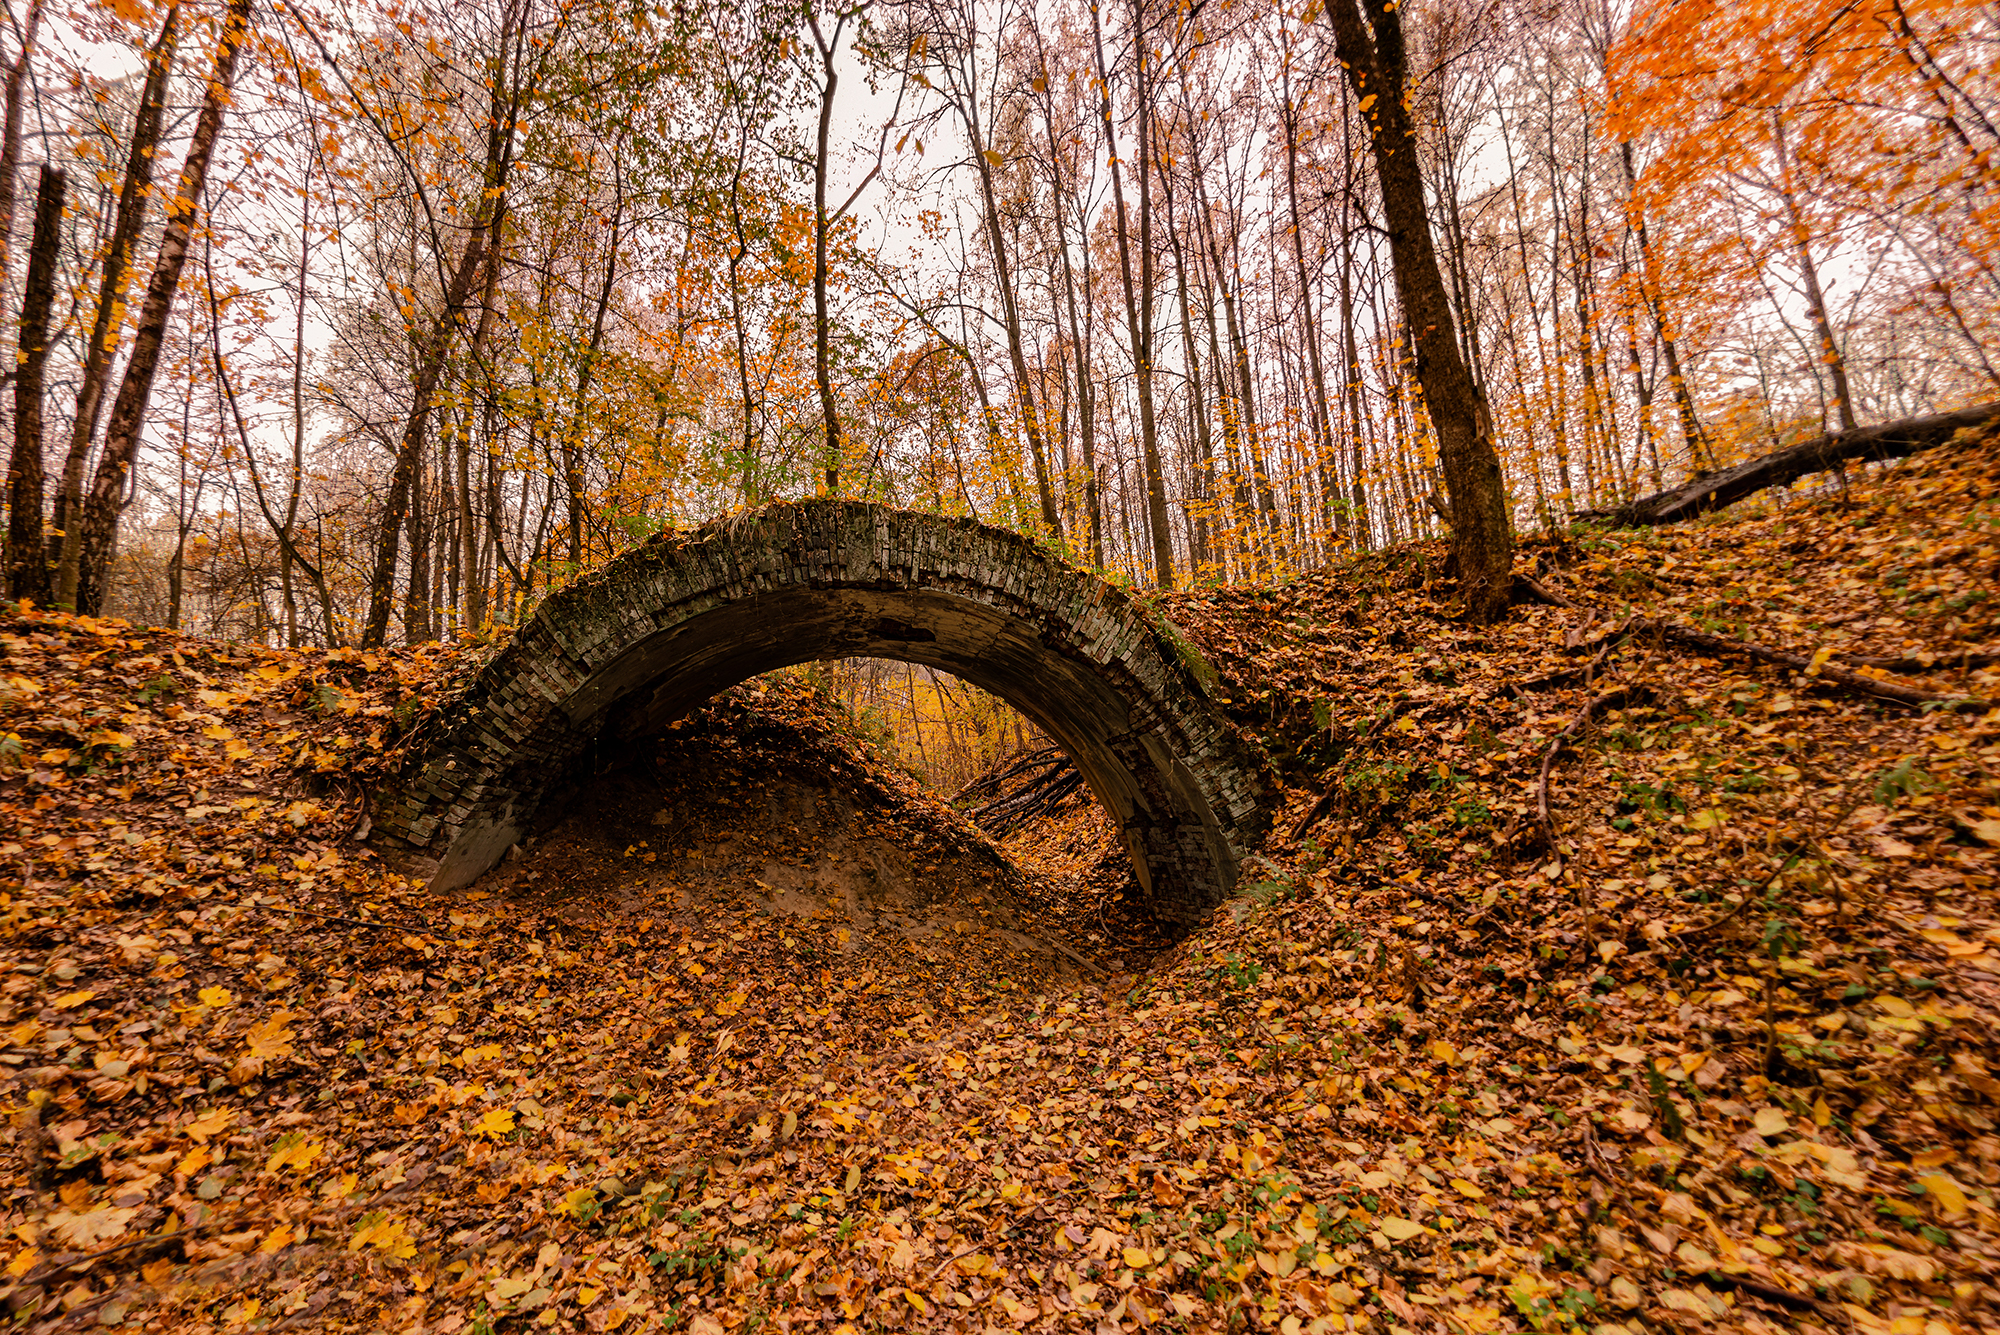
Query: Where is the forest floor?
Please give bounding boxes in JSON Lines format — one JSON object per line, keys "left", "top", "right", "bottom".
{"left": 0, "top": 430, "right": 1997, "bottom": 1335}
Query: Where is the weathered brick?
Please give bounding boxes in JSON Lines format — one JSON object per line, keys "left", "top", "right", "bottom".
{"left": 375, "top": 500, "right": 1273, "bottom": 921}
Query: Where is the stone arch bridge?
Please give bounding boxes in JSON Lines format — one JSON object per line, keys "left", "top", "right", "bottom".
{"left": 371, "top": 502, "right": 1272, "bottom": 928}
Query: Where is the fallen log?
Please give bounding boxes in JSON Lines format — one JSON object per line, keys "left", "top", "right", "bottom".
{"left": 1576, "top": 401, "right": 2000, "bottom": 526}
{"left": 958, "top": 746, "right": 1085, "bottom": 837}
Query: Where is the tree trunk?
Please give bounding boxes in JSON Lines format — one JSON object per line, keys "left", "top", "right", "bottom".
{"left": 1323, "top": 0, "right": 1513, "bottom": 622}
{"left": 568, "top": 169, "right": 623, "bottom": 563}
{"left": 1090, "top": 0, "right": 1172, "bottom": 587}
{"left": 1619, "top": 140, "right": 1710, "bottom": 469}
{"left": 72, "top": 0, "right": 250, "bottom": 615}
{"left": 1280, "top": 72, "right": 1341, "bottom": 539}
{"left": 1159, "top": 147, "right": 1215, "bottom": 576}
{"left": 1038, "top": 87, "right": 1103, "bottom": 563}
{"left": 53, "top": 3, "right": 179, "bottom": 605}
{"left": 1770, "top": 112, "right": 1856, "bottom": 433}
{"left": 6, "top": 165, "right": 61, "bottom": 603}
{"left": 810, "top": 14, "right": 842, "bottom": 494}
{"left": 726, "top": 128, "right": 761, "bottom": 504}
{"left": 360, "top": 19, "right": 523, "bottom": 645}
{"left": 1204, "top": 198, "right": 1281, "bottom": 557}
{"left": 0, "top": 0, "right": 45, "bottom": 315}
{"left": 969, "top": 119, "right": 1060, "bottom": 537}
{"left": 1337, "top": 98, "right": 1371, "bottom": 550}
{"left": 402, "top": 453, "right": 431, "bottom": 642}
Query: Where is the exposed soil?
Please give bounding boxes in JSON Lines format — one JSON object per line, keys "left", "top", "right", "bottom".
{"left": 478, "top": 695, "right": 1108, "bottom": 994}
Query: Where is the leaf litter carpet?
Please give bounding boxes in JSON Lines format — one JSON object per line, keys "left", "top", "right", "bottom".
{"left": 1, "top": 434, "right": 1999, "bottom": 1334}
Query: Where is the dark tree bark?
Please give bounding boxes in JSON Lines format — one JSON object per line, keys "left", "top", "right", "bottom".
{"left": 1577, "top": 402, "right": 2000, "bottom": 526}
{"left": 1619, "top": 139, "right": 1710, "bottom": 469}
{"left": 73, "top": 0, "right": 250, "bottom": 615}
{"left": 970, "top": 137, "right": 1061, "bottom": 536}
{"left": 808, "top": 9, "right": 842, "bottom": 494}
{"left": 1769, "top": 113, "right": 1856, "bottom": 434}
{"left": 1157, "top": 135, "right": 1214, "bottom": 575}
{"left": 1279, "top": 67, "right": 1341, "bottom": 538}
{"left": 0, "top": 0, "right": 45, "bottom": 307}
{"left": 6, "top": 165, "right": 62, "bottom": 603}
{"left": 53, "top": 3, "right": 179, "bottom": 606}
{"left": 359, "top": 9, "right": 526, "bottom": 645}
{"left": 1090, "top": 0, "right": 1173, "bottom": 587}
{"left": 1322, "top": 0, "right": 1514, "bottom": 621}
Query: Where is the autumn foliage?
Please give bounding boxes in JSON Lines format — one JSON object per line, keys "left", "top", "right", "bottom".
{"left": 0, "top": 411, "right": 1994, "bottom": 1331}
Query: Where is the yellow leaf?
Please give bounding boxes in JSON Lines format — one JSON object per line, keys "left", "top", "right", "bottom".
{"left": 199, "top": 987, "right": 235, "bottom": 1009}
{"left": 7, "top": 1246, "right": 39, "bottom": 1277}
{"left": 474, "top": 1108, "right": 516, "bottom": 1139}
{"left": 1378, "top": 1217, "right": 1425, "bottom": 1241}
{"left": 243, "top": 1011, "right": 298, "bottom": 1061}
{"left": 1753, "top": 1107, "right": 1791, "bottom": 1137}
{"left": 1451, "top": 1178, "right": 1485, "bottom": 1199}
{"left": 49, "top": 990, "right": 94, "bottom": 1010}
{"left": 1123, "top": 1246, "right": 1150, "bottom": 1269}
{"left": 1430, "top": 1039, "right": 1458, "bottom": 1064}
{"left": 349, "top": 1213, "right": 416, "bottom": 1259}
{"left": 259, "top": 1224, "right": 296, "bottom": 1254}
{"left": 265, "top": 1137, "right": 324, "bottom": 1175}
{"left": 902, "top": 1288, "right": 930, "bottom": 1314}
{"left": 184, "top": 1109, "right": 234, "bottom": 1144}
{"left": 1917, "top": 1171, "right": 1968, "bottom": 1219}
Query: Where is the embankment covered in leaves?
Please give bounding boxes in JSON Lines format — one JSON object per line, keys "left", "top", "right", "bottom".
{"left": 0, "top": 430, "right": 1997, "bottom": 1333}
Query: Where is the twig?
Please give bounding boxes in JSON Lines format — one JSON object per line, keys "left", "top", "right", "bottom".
{"left": 1291, "top": 698, "right": 1423, "bottom": 840}
{"left": 1642, "top": 619, "right": 1987, "bottom": 711}
{"left": 251, "top": 903, "right": 420, "bottom": 934}
{"left": 1670, "top": 889, "right": 1759, "bottom": 940}
{"left": 1672, "top": 786, "right": 1866, "bottom": 939}
{"left": 1577, "top": 1113, "right": 1614, "bottom": 1187}
{"left": 18, "top": 1221, "right": 205, "bottom": 1286}
{"left": 1837, "top": 647, "right": 2000, "bottom": 674}
{"left": 1537, "top": 687, "right": 1650, "bottom": 829}
{"left": 1513, "top": 573, "right": 1575, "bottom": 609}
{"left": 1698, "top": 1270, "right": 1837, "bottom": 1316}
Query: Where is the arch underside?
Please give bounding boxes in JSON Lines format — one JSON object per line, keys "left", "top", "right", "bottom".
{"left": 376, "top": 505, "right": 1270, "bottom": 928}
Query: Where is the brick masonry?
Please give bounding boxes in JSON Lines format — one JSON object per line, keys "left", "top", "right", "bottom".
{"left": 372, "top": 501, "right": 1274, "bottom": 927}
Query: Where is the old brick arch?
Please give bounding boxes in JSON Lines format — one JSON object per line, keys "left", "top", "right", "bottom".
{"left": 372, "top": 501, "right": 1273, "bottom": 927}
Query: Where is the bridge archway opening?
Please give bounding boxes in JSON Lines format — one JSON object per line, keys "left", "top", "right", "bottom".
{"left": 373, "top": 503, "right": 1270, "bottom": 929}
